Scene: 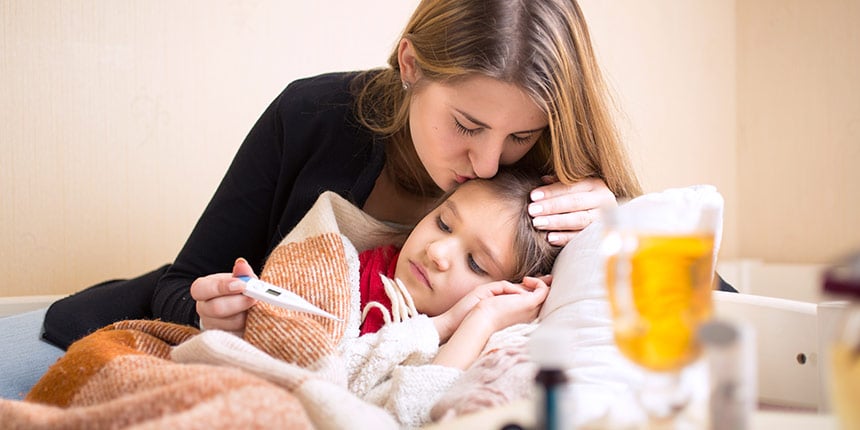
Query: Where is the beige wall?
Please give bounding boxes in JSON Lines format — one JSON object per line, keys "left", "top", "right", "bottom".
{"left": 736, "top": 0, "right": 860, "bottom": 264}
{"left": 583, "top": 0, "right": 740, "bottom": 259}
{"left": 1, "top": 0, "right": 419, "bottom": 296}
{"left": 2, "top": 1, "right": 858, "bottom": 297}
{"left": 583, "top": 0, "right": 860, "bottom": 265}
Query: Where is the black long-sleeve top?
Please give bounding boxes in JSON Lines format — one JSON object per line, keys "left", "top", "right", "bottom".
{"left": 153, "top": 72, "right": 386, "bottom": 326}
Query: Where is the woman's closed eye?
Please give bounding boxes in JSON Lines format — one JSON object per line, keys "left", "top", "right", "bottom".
{"left": 455, "top": 117, "right": 539, "bottom": 145}
{"left": 510, "top": 133, "right": 534, "bottom": 145}
{"left": 454, "top": 118, "right": 479, "bottom": 137}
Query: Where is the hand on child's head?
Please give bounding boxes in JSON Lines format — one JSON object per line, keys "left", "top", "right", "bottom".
{"left": 529, "top": 177, "right": 617, "bottom": 246}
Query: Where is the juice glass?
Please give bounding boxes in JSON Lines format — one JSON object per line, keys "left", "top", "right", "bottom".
{"left": 602, "top": 195, "right": 721, "bottom": 421}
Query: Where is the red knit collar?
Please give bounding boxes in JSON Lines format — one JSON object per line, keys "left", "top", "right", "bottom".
{"left": 358, "top": 245, "right": 400, "bottom": 335}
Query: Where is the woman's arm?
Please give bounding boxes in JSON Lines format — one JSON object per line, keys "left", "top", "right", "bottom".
{"left": 152, "top": 87, "right": 296, "bottom": 325}
{"left": 153, "top": 73, "right": 382, "bottom": 326}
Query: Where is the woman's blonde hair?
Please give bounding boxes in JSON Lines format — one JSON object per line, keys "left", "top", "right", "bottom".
{"left": 354, "top": 0, "right": 642, "bottom": 198}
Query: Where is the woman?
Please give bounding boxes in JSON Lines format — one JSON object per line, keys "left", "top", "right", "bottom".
{"left": 0, "top": 0, "right": 640, "bottom": 399}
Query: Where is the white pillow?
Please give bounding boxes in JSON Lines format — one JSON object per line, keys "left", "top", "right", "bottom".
{"left": 532, "top": 185, "right": 724, "bottom": 427}
{"left": 540, "top": 184, "right": 724, "bottom": 321}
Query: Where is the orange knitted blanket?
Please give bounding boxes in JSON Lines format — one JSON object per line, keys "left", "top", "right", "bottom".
{"left": 0, "top": 192, "right": 408, "bottom": 429}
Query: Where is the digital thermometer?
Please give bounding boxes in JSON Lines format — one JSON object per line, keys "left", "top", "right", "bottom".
{"left": 238, "top": 276, "right": 341, "bottom": 321}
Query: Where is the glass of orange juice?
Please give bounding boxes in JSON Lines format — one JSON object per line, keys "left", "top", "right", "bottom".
{"left": 602, "top": 191, "right": 721, "bottom": 421}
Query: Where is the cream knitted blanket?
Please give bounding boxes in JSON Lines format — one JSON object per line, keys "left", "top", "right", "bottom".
{"left": 0, "top": 192, "right": 409, "bottom": 429}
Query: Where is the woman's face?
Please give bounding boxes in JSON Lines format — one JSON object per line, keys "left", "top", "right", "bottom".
{"left": 407, "top": 74, "right": 548, "bottom": 192}
{"left": 394, "top": 180, "right": 518, "bottom": 316}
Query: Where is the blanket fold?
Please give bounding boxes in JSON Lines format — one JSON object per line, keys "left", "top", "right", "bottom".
{"left": 1, "top": 192, "right": 406, "bottom": 429}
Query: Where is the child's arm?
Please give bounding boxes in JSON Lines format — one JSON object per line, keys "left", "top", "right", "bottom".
{"left": 342, "top": 282, "right": 523, "bottom": 399}
{"left": 340, "top": 276, "right": 549, "bottom": 426}
{"left": 430, "top": 276, "right": 550, "bottom": 343}
{"left": 342, "top": 315, "right": 444, "bottom": 395}
{"left": 432, "top": 276, "right": 550, "bottom": 369}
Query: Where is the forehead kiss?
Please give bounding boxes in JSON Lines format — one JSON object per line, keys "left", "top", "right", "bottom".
{"left": 405, "top": 71, "right": 548, "bottom": 192}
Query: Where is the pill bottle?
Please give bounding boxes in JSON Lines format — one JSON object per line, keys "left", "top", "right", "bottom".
{"left": 529, "top": 326, "right": 571, "bottom": 430}
{"left": 822, "top": 252, "right": 860, "bottom": 429}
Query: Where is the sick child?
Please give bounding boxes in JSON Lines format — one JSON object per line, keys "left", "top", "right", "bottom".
{"left": 193, "top": 168, "right": 563, "bottom": 426}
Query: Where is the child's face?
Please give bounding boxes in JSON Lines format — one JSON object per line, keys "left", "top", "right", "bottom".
{"left": 395, "top": 181, "right": 518, "bottom": 316}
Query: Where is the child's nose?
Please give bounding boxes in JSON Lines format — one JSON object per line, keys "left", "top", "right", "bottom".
{"left": 426, "top": 238, "right": 454, "bottom": 271}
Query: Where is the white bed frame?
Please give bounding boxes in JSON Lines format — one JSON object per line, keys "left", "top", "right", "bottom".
{"left": 0, "top": 260, "right": 827, "bottom": 317}
{"left": 0, "top": 295, "right": 64, "bottom": 318}
{"left": 715, "top": 259, "right": 827, "bottom": 303}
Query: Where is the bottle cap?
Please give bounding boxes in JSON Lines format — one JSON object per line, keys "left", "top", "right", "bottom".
{"left": 698, "top": 319, "right": 739, "bottom": 347}
{"left": 823, "top": 252, "right": 860, "bottom": 298}
{"left": 529, "top": 325, "right": 570, "bottom": 369}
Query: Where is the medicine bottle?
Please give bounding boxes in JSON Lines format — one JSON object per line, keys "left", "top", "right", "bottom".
{"left": 698, "top": 319, "right": 756, "bottom": 430}
{"left": 822, "top": 252, "right": 860, "bottom": 429}
{"left": 529, "top": 326, "right": 571, "bottom": 430}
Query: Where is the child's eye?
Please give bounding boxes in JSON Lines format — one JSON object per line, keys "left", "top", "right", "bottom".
{"left": 454, "top": 118, "right": 479, "bottom": 137}
{"left": 436, "top": 215, "right": 451, "bottom": 233}
{"left": 468, "top": 255, "right": 488, "bottom": 276}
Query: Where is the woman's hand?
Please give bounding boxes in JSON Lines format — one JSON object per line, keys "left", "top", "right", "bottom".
{"left": 190, "top": 257, "right": 257, "bottom": 334}
{"left": 432, "top": 276, "right": 551, "bottom": 370}
{"left": 528, "top": 176, "right": 617, "bottom": 246}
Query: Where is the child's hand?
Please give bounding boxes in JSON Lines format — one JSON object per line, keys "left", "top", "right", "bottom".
{"left": 190, "top": 257, "right": 257, "bottom": 334}
{"left": 431, "top": 281, "right": 517, "bottom": 343}
{"left": 432, "top": 275, "right": 551, "bottom": 369}
{"left": 463, "top": 276, "right": 551, "bottom": 333}
{"left": 431, "top": 275, "right": 552, "bottom": 343}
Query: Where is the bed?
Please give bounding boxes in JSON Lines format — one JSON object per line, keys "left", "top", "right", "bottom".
{"left": 6, "top": 185, "right": 818, "bottom": 429}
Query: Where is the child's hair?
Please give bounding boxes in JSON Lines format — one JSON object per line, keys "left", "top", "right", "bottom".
{"left": 447, "top": 168, "right": 562, "bottom": 281}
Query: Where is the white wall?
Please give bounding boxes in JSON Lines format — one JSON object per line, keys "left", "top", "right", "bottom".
{"left": 2, "top": 1, "right": 858, "bottom": 297}
{"left": 0, "top": 0, "right": 419, "bottom": 295}
{"left": 582, "top": 0, "right": 739, "bottom": 259}
{"left": 736, "top": 0, "right": 860, "bottom": 264}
